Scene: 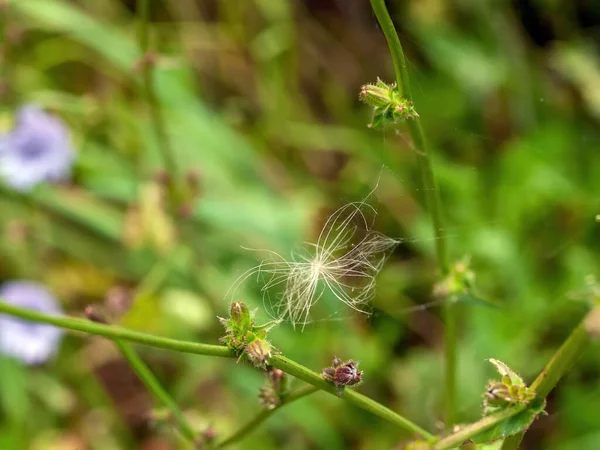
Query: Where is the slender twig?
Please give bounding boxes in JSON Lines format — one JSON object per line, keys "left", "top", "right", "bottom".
{"left": 0, "top": 301, "right": 232, "bottom": 357}
{"left": 114, "top": 340, "right": 197, "bottom": 442}
{"left": 0, "top": 301, "right": 434, "bottom": 440}
{"left": 369, "top": 0, "right": 455, "bottom": 424}
{"left": 217, "top": 385, "right": 318, "bottom": 448}
{"left": 136, "top": 0, "right": 179, "bottom": 184}
{"left": 431, "top": 308, "right": 599, "bottom": 449}
{"left": 270, "top": 355, "right": 434, "bottom": 439}
{"left": 500, "top": 308, "right": 599, "bottom": 450}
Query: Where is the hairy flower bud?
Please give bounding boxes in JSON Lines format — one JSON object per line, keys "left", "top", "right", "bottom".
{"left": 219, "top": 301, "right": 255, "bottom": 352}
{"left": 269, "top": 368, "right": 286, "bottom": 392}
{"left": 219, "top": 301, "right": 279, "bottom": 368}
{"left": 359, "top": 78, "right": 418, "bottom": 129}
{"left": 258, "top": 384, "right": 278, "bottom": 410}
{"left": 322, "top": 356, "right": 363, "bottom": 396}
{"left": 258, "top": 368, "right": 288, "bottom": 409}
{"left": 245, "top": 338, "right": 272, "bottom": 368}
{"left": 84, "top": 305, "right": 109, "bottom": 324}
{"left": 230, "top": 301, "right": 250, "bottom": 325}
{"left": 460, "top": 440, "right": 476, "bottom": 450}
{"left": 483, "top": 359, "right": 537, "bottom": 415}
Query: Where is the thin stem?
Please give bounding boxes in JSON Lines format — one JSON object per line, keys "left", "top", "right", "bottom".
{"left": 270, "top": 355, "right": 435, "bottom": 439}
{"left": 217, "top": 385, "right": 318, "bottom": 448}
{"left": 136, "top": 0, "right": 179, "bottom": 184}
{"left": 0, "top": 301, "right": 232, "bottom": 357}
{"left": 433, "top": 405, "right": 526, "bottom": 450}
{"left": 500, "top": 308, "right": 598, "bottom": 450}
{"left": 114, "top": 340, "right": 197, "bottom": 442}
{"left": 369, "top": 0, "right": 454, "bottom": 424}
{"left": 0, "top": 301, "right": 434, "bottom": 440}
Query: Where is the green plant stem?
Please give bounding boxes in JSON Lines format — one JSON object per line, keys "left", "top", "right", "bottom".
{"left": 433, "top": 405, "right": 526, "bottom": 450}
{"left": 216, "top": 385, "right": 318, "bottom": 448}
{"left": 137, "top": 0, "right": 179, "bottom": 184}
{"left": 500, "top": 308, "right": 599, "bottom": 450}
{"left": 369, "top": 0, "right": 454, "bottom": 425}
{"left": 0, "top": 301, "right": 232, "bottom": 357}
{"left": 114, "top": 340, "right": 197, "bottom": 442}
{"left": 271, "top": 355, "right": 434, "bottom": 439}
{"left": 0, "top": 301, "right": 433, "bottom": 440}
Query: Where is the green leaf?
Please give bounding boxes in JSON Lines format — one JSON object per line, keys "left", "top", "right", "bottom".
{"left": 487, "top": 359, "right": 525, "bottom": 386}
{"left": 473, "top": 398, "right": 546, "bottom": 444}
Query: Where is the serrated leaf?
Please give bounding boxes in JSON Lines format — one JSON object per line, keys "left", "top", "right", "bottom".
{"left": 487, "top": 359, "right": 525, "bottom": 386}
{"left": 473, "top": 398, "right": 546, "bottom": 444}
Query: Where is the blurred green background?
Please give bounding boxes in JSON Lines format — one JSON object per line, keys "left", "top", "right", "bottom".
{"left": 1, "top": 0, "right": 600, "bottom": 449}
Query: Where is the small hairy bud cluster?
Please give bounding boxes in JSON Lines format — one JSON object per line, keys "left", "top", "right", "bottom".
{"left": 359, "top": 78, "right": 418, "bottom": 128}
{"left": 483, "top": 359, "right": 537, "bottom": 415}
{"left": 194, "top": 426, "right": 217, "bottom": 449}
{"left": 322, "top": 356, "right": 363, "bottom": 396}
{"left": 434, "top": 257, "right": 498, "bottom": 309}
{"left": 245, "top": 339, "right": 273, "bottom": 368}
{"left": 433, "top": 257, "right": 476, "bottom": 299}
{"left": 258, "top": 368, "right": 288, "bottom": 409}
{"left": 219, "top": 301, "right": 279, "bottom": 368}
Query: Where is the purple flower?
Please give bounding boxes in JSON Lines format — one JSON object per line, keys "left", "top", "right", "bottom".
{"left": 0, "top": 105, "right": 75, "bottom": 191}
{"left": 0, "top": 281, "right": 64, "bottom": 365}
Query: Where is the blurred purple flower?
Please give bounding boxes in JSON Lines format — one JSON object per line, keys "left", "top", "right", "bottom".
{"left": 0, "top": 281, "right": 64, "bottom": 365}
{"left": 0, "top": 105, "right": 75, "bottom": 191}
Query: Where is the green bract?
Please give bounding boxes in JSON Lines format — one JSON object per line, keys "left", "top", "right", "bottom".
{"left": 484, "top": 359, "right": 537, "bottom": 415}
{"left": 359, "top": 78, "right": 419, "bottom": 128}
{"left": 219, "top": 301, "right": 280, "bottom": 368}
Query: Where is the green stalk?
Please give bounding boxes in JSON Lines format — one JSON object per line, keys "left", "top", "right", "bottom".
{"left": 501, "top": 308, "right": 598, "bottom": 450}
{"left": 271, "top": 355, "right": 435, "bottom": 439}
{"left": 137, "top": 0, "right": 179, "bottom": 184}
{"left": 369, "top": 0, "right": 454, "bottom": 424}
{"left": 114, "top": 340, "right": 197, "bottom": 442}
{"left": 0, "top": 301, "right": 434, "bottom": 440}
{"left": 0, "top": 301, "right": 231, "bottom": 357}
{"left": 216, "top": 385, "right": 318, "bottom": 448}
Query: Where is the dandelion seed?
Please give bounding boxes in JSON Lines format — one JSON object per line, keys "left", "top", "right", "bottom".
{"left": 229, "top": 199, "right": 400, "bottom": 329}
{"left": 0, "top": 105, "right": 75, "bottom": 191}
{"left": 0, "top": 281, "right": 64, "bottom": 365}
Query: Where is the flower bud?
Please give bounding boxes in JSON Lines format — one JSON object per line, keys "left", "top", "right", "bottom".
{"left": 484, "top": 381, "right": 513, "bottom": 408}
{"left": 245, "top": 338, "right": 272, "bottom": 368}
{"left": 230, "top": 301, "right": 250, "bottom": 324}
{"left": 258, "top": 384, "right": 278, "bottom": 410}
{"left": 360, "top": 78, "right": 419, "bottom": 129}
{"left": 322, "top": 356, "right": 363, "bottom": 396}
{"left": 460, "top": 440, "right": 476, "bottom": 450}
{"left": 258, "top": 368, "right": 288, "bottom": 409}
{"left": 84, "top": 305, "right": 109, "bottom": 324}
{"left": 219, "top": 302, "right": 254, "bottom": 352}
{"left": 269, "top": 368, "right": 286, "bottom": 393}
{"left": 359, "top": 79, "right": 393, "bottom": 108}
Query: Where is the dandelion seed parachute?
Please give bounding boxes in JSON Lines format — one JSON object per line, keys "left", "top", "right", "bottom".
{"left": 0, "top": 281, "right": 64, "bottom": 365}
{"left": 228, "top": 199, "right": 400, "bottom": 329}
